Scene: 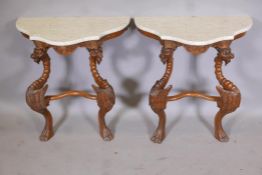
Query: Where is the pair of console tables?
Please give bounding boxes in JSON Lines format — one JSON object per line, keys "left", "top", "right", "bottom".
{"left": 16, "top": 16, "right": 252, "bottom": 143}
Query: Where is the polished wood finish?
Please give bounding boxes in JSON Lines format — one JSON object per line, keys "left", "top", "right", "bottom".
{"left": 149, "top": 41, "right": 177, "bottom": 143}
{"left": 22, "top": 26, "right": 128, "bottom": 141}
{"left": 138, "top": 29, "right": 244, "bottom": 143}
{"left": 168, "top": 91, "right": 219, "bottom": 102}
{"left": 213, "top": 44, "right": 241, "bottom": 142}
{"left": 26, "top": 41, "right": 53, "bottom": 141}
{"left": 47, "top": 90, "right": 97, "bottom": 101}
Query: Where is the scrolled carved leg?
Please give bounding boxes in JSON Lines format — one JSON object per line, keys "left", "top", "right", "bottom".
{"left": 149, "top": 41, "right": 177, "bottom": 143}
{"left": 88, "top": 43, "right": 115, "bottom": 141}
{"left": 214, "top": 44, "right": 241, "bottom": 142}
{"left": 26, "top": 43, "right": 54, "bottom": 141}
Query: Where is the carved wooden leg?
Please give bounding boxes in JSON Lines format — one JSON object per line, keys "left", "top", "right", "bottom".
{"left": 149, "top": 41, "right": 177, "bottom": 143}
{"left": 26, "top": 42, "right": 54, "bottom": 141}
{"left": 88, "top": 44, "right": 115, "bottom": 141}
{"left": 214, "top": 44, "right": 241, "bottom": 142}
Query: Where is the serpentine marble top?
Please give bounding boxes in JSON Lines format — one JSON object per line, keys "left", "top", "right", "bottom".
{"left": 16, "top": 17, "right": 130, "bottom": 46}
{"left": 135, "top": 16, "right": 252, "bottom": 45}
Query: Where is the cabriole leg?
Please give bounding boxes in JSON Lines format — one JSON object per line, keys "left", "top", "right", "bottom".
{"left": 26, "top": 42, "right": 54, "bottom": 141}
{"left": 88, "top": 43, "right": 115, "bottom": 141}
{"left": 149, "top": 41, "right": 177, "bottom": 143}
{"left": 214, "top": 43, "right": 241, "bottom": 142}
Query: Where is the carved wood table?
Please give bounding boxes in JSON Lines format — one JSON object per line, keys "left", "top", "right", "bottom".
{"left": 16, "top": 17, "right": 130, "bottom": 141}
{"left": 135, "top": 16, "right": 252, "bottom": 143}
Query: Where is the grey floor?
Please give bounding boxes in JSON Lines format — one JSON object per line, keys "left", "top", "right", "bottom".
{"left": 1, "top": 101, "right": 262, "bottom": 175}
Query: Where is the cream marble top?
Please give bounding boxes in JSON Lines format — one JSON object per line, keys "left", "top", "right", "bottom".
{"left": 16, "top": 17, "right": 130, "bottom": 46}
{"left": 135, "top": 16, "right": 252, "bottom": 45}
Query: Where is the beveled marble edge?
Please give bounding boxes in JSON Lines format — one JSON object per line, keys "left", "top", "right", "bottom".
{"left": 16, "top": 17, "right": 131, "bottom": 46}
{"left": 136, "top": 23, "right": 252, "bottom": 45}
{"left": 135, "top": 16, "right": 253, "bottom": 46}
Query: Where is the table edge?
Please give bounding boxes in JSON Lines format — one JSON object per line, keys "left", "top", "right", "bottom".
{"left": 16, "top": 17, "right": 131, "bottom": 46}
{"left": 135, "top": 17, "right": 253, "bottom": 46}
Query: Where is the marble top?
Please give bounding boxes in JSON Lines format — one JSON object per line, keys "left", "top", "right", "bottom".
{"left": 16, "top": 17, "right": 130, "bottom": 46}
{"left": 135, "top": 16, "right": 252, "bottom": 45}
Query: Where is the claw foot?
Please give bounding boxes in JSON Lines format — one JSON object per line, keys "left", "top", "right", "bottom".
{"left": 151, "top": 129, "right": 165, "bottom": 144}
{"left": 215, "top": 130, "right": 229, "bottom": 142}
{"left": 100, "top": 127, "right": 114, "bottom": 141}
{"left": 39, "top": 128, "right": 54, "bottom": 141}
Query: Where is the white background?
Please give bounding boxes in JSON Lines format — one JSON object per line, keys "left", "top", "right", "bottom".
{"left": 0, "top": 0, "right": 262, "bottom": 175}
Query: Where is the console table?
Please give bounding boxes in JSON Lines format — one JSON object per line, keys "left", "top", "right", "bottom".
{"left": 16, "top": 17, "right": 130, "bottom": 141}
{"left": 135, "top": 16, "right": 252, "bottom": 143}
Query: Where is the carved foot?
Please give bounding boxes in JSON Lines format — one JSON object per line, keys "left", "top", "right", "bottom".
{"left": 149, "top": 85, "right": 172, "bottom": 144}
{"left": 93, "top": 85, "right": 115, "bottom": 141}
{"left": 100, "top": 127, "right": 114, "bottom": 141}
{"left": 151, "top": 128, "right": 165, "bottom": 144}
{"left": 215, "top": 123, "right": 229, "bottom": 142}
{"left": 39, "top": 127, "right": 54, "bottom": 141}
{"left": 214, "top": 86, "right": 241, "bottom": 142}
